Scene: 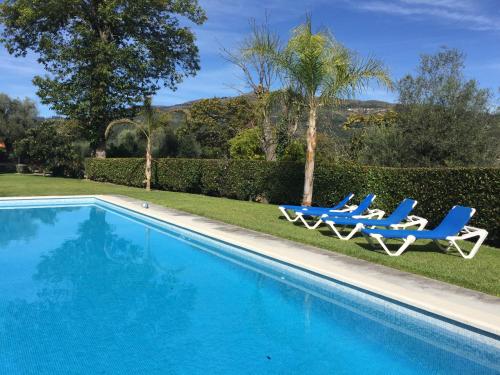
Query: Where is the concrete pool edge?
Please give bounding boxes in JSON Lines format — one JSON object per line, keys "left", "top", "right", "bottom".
{"left": 2, "top": 194, "right": 499, "bottom": 337}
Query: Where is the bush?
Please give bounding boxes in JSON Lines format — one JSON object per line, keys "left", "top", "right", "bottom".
{"left": 15, "top": 123, "right": 84, "bottom": 177}
{"left": 0, "top": 163, "right": 16, "bottom": 173}
{"left": 229, "top": 127, "right": 264, "bottom": 160}
{"left": 155, "top": 159, "right": 202, "bottom": 192}
{"left": 85, "top": 158, "right": 500, "bottom": 245}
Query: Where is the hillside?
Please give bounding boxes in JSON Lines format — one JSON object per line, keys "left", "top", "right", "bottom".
{"left": 156, "top": 95, "right": 394, "bottom": 115}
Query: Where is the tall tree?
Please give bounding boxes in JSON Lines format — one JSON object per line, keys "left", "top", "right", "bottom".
{"left": 354, "top": 49, "right": 499, "bottom": 167}
{"left": 178, "top": 97, "right": 256, "bottom": 158}
{"left": 395, "top": 48, "right": 498, "bottom": 167}
{"left": 0, "top": 93, "right": 38, "bottom": 155}
{"left": 0, "top": 0, "right": 206, "bottom": 156}
{"left": 279, "top": 18, "right": 391, "bottom": 205}
{"left": 222, "top": 18, "right": 280, "bottom": 160}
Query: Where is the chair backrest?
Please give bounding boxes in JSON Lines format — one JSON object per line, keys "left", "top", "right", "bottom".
{"left": 351, "top": 194, "right": 376, "bottom": 215}
{"left": 386, "top": 199, "right": 417, "bottom": 223}
{"left": 433, "top": 206, "right": 476, "bottom": 236}
{"left": 331, "top": 193, "right": 354, "bottom": 210}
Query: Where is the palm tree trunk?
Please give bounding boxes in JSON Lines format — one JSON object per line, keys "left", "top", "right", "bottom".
{"left": 302, "top": 105, "right": 317, "bottom": 206}
{"left": 145, "top": 138, "right": 152, "bottom": 191}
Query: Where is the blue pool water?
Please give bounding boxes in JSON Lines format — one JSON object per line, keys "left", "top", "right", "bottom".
{"left": 0, "top": 198, "right": 498, "bottom": 374}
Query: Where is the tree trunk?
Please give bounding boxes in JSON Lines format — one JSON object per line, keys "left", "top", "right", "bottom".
{"left": 302, "top": 105, "right": 317, "bottom": 206}
{"left": 145, "top": 138, "right": 152, "bottom": 191}
{"left": 94, "top": 142, "right": 106, "bottom": 158}
{"left": 262, "top": 111, "right": 277, "bottom": 161}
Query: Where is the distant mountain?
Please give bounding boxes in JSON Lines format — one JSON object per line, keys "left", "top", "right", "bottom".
{"left": 154, "top": 94, "right": 395, "bottom": 132}
{"left": 156, "top": 94, "right": 394, "bottom": 114}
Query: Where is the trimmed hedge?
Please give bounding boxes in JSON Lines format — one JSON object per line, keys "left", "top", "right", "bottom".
{"left": 85, "top": 158, "right": 500, "bottom": 245}
{"left": 0, "top": 163, "right": 16, "bottom": 174}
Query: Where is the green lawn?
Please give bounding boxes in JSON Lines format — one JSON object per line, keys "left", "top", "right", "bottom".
{"left": 1, "top": 173, "right": 499, "bottom": 296}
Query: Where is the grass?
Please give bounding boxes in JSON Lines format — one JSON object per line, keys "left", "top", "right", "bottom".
{"left": 1, "top": 173, "right": 499, "bottom": 296}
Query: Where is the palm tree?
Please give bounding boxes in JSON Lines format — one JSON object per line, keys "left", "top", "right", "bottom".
{"left": 222, "top": 17, "right": 281, "bottom": 161}
{"left": 279, "top": 18, "right": 392, "bottom": 205}
{"left": 105, "top": 97, "right": 158, "bottom": 191}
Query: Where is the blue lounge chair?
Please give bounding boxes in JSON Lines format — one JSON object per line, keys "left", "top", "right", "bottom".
{"left": 279, "top": 193, "right": 356, "bottom": 223}
{"left": 321, "top": 199, "right": 428, "bottom": 240}
{"left": 293, "top": 194, "right": 384, "bottom": 230}
{"left": 361, "top": 206, "right": 488, "bottom": 258}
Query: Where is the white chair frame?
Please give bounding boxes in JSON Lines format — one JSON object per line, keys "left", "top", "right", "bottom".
{"left": 364, "top": 225, "right": 488, "bottom": 259}
{"left": 324, "top": 215, "right": 428, "bottom": 241}
{"left": 297, "top": 208, "right": 385, "bottom": 230}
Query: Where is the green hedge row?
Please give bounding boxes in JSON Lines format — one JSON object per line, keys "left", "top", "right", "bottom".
{"left": 0, "top": 163, "right": 16, "bottom": 174}
{"left": 85, "top": 158, "right": 500, "bottom": 245}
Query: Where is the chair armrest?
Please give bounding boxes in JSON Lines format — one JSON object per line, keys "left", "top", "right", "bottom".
{"left": 449, "top": 226, "right": 489, "bottom": 241}
{"left": 390, "top": 215, "right": 428, "bottom": 230}
{"left": 445, "top": 226, "right": 488, "bottom": 259}
{"left": 353, "top": 209, "right": 385, "bottom": 219}
{"left": 330, "top": 204, "right": 358, "bottom": 213}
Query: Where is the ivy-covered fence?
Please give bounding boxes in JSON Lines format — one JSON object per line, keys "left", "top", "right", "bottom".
{"left": 85, "top": 158, "right": 500, "bottom": 245}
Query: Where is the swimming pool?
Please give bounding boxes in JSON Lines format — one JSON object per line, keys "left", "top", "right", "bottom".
{"left": 0, "top": 197, "right": 498, "bottom": 374}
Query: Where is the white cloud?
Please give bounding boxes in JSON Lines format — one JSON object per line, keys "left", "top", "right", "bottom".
{"left": 355, "top": 0, "right": 500, "bottom": 31}
{"left": 399, "top": 0, "right": 474, "bottom": 11}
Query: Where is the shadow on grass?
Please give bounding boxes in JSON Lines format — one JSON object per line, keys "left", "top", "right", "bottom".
{"left": 279, "top": 214, "right": 472, "bottom": 258}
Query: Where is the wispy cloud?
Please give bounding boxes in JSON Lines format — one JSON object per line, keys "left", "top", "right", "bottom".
{"left": 354, "top": 0, "right": 500, "bottom": 31}
{"left": 399, "top": 0, "right": 474, "bottom": 11}
{"left": 0, "top": 53, "right": 44, "bottom": 76}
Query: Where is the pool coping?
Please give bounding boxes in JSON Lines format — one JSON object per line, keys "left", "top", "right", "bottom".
{"left": 2, "top": 194, "right": 499, "bottom": 337}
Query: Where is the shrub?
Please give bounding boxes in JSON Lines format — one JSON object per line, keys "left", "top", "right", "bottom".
{"left": 154, "top": 159, "right": 202, "bottom": 192}
{"left": 85, "top": 158, "right": 144, "bottom": 187}
{"left": 229, "top": 127, "right": 264, "bottom": 160}
{"left": 15, "top": 123, "right": 83, "bottom": 177}
{"left": 85, "top": 158, "right": 500, "bottom": 245}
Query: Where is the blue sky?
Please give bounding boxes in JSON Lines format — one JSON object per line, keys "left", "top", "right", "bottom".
{"left": 1, "top": 0, "right": 499, "bottom": 117}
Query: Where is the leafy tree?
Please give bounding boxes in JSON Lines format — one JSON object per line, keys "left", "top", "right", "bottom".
{"left": 358, "top": 48, "right": 499, "bottom": 167}
{"left": 279, "top": 18, "right": 391, "bottom": 205}
{"left": 274, "top": 87, "right": 304, "bottom": 159}
{"left": 222, "top": 18, "right": 281, "bottom": 160}
{"left": 394, "top": 48, "right": 498, "bottom": 167}
{"left": 0, "top": 93, "right": 38, "bottom": 155}
{"left": 14, "top": 121, "right": 82, "bottom": 176}
{"left": 229, "top": 127, "right": 264, "bottom": 160}
{"left": 0, "top": 0, "right": 206, "bottom": 156}
{"left": 105, "top": 97, "right": 161, "bottom": 191}
{"left": 343, "top": 110, "right": 398, "bottom": 160}
{"left": 280, "top": 139, "right": 306, "bottom": 162}
{"left": 107, "top": 128, "right": 145, "bottom": 158}
{"left": 179, "top": 97, "right": 256, "bottom": 158}
{"left": 315, "top": 133, "right": 353, "bottom": 164}
{"left": 177, "top": 134, "right": 201, "bottom": 158}
{"left": 153, "top": 127, "right": 179, "bottom": 158}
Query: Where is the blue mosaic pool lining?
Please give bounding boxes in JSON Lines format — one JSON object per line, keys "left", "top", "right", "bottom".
{"left": 1, "top": 196, "right": 499, "bottom": 372}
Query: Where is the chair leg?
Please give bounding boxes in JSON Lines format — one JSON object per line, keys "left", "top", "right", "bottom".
{"left": 279, "top": 207, "right": 302, "bottom": 223}
{"left": 433, "top": 240, "right": 452, "bottom": 253}
{"left": 447, "top": 231, "right": 488, "bottom": 259}
{"left": 362, "top": 231, "right": 376, "bottom": 248}
{"left": 371, "top": 235, "right": 416, "bottom": 256}
{"left": 325, "top": 222, "right": 363, "bottom": 240}
{"left": 296, "top": 213, "right": 324, "bottom": 230}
